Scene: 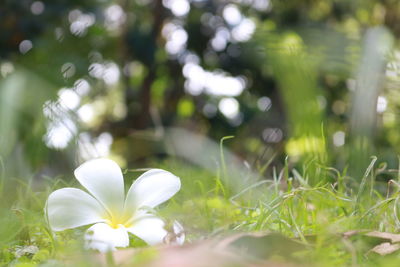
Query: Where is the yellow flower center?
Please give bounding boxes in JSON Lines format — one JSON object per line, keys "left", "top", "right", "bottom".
{"left": 104, "top": 214, "right": 134, "bottom": 229}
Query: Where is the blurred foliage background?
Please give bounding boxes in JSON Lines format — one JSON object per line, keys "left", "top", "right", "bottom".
{"left": 2, "top": 0, "right": 400, "bottom": 185}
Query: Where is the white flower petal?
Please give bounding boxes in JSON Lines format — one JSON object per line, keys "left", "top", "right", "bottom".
{"left": 85, "top": 223, "right": 129, "bottom": 253}
{"left": 46, "top": 188, "right": 106, "bottom": 231}
{"left": 172, "top": 220, "right": 185, "bottom": 245}
{"left": 127, "top": 215, "right": 168, "bottom": 245}
{"left": 74, "top": 158, "right": 125, "bottom": 216}
{"left": 124, "top": 169, "right": 180, "bottom": 214}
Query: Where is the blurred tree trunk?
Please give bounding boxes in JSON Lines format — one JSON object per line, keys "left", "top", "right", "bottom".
{"left": 112, "top": 0, "right": 166, "bottom": 136}
{"left": 164, "top": 60, "right": 185, "bottom": 124}
{"left": 349, "top": 27, "right": 393, "bottom": 178}
{"left": 383, "top": 0, "right": 400, "bottom": 38}
{"left": 131, "top": 0, "right": 165, "bottom": 129}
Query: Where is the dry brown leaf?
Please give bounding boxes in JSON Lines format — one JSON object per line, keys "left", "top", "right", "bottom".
{"left": 370, "top": 242, "right": 400, "bottom": 256}
{"left": 365, "top": 231, "right": 400, "bottom": 243}
{"left": 342, "top": 230, "right": 363, "bottom": 239}
{"left": 91, "top": 233, "right": 305, "bottom": 267}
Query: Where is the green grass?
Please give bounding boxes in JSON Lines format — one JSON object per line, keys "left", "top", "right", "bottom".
{"left": 2, "top": 156, "right": 400, "bottom": 266}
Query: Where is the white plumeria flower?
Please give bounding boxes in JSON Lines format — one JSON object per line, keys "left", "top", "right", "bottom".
{"left": 46, "top": 158, "right": 182, "bottom": 253}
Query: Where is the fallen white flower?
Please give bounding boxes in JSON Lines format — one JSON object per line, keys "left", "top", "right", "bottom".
{"left": 46, "top": 158, "right": 183, "bottom": 252}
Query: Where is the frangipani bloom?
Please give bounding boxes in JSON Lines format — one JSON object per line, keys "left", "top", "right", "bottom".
{"left": 46, "top": 158, "right": 182, "bottom": 252}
